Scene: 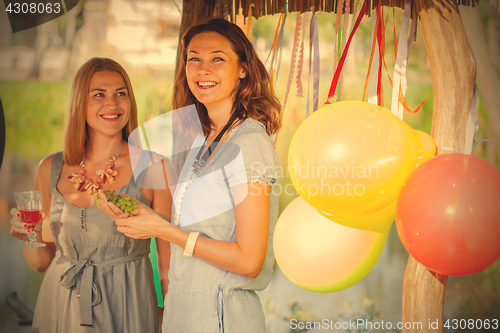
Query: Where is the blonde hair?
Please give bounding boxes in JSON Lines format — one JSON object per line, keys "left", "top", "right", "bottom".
{"left": 63, "top": 58, "right": 138, "bottom": 165}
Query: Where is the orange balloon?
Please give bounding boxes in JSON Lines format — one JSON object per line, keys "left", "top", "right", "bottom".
{"left": 274, "top": 196, "right": 387, "bottom": 292}
{"left": 288, "top": 101, "right": 435, "bottom": 217}
{"left": 397, "top": 153, "right": 500, "bottom": 276}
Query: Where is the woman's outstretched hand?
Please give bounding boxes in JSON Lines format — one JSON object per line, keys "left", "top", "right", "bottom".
{"left": 97, "top": 189, "right": 172, "bottom": 239}
{"left": 115, "top": 203, "right": 171, "bottom": 239}
{"left": 96, "top": 190, "right": 131, "bottom": 221}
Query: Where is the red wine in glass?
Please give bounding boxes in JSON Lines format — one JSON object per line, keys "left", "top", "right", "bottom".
{"left": 19, "top": 209, "right": 42, "bottom": 225}
{"left": 14, "top": 190, "right": 46, "bottom": 248}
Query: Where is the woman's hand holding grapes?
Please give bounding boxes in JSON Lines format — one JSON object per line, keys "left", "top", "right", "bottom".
{"left": 97, "top": 189, "right": 172, "bottom": 239}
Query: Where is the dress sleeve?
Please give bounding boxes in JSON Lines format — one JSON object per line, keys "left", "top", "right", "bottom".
{"left": 224, "top": 128, "right": 279, "bottom": 189}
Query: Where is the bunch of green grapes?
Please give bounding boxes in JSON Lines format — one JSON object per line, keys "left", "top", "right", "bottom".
{"left": 95, "top": 190, "right": 139, "bottom": 216}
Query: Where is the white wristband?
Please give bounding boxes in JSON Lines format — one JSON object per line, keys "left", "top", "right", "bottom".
{"left": 183, "top": 232, "right": 199, "bottom": 257}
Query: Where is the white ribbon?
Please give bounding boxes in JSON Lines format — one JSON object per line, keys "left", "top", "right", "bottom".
{"left": 464, "top": 85, "right": 479, "bottom": 154}
{"left": 391, "top": 0, "right": 412, "bottom": 120}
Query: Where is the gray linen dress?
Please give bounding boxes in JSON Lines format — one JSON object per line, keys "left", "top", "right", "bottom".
{"left": 31, "top": 152, "right": 159, "bottom": 333}
{"left": 163, "top": 118, "right": 279, "bottom": 333}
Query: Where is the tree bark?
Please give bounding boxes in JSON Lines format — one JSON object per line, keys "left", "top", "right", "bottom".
{"left": 402, "top": 0, "right": 476, "bottom": 332}
{"left": 175, "top": 0, "right": 217, "bottom": 71}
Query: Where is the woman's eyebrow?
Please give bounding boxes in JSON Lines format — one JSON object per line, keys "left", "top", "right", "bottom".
{"left": 89, "top": 87, "right": 127, "bottom": 92}
{"left": 188, "top": 50, "right": 227, "bottom": 54}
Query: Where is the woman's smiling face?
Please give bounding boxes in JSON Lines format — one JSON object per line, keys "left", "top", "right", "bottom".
{"left": 86, "top": 70, "right": 130, "bottom": 138}
{"left": 185, "top": 32, "right": 247, "bottom": 114}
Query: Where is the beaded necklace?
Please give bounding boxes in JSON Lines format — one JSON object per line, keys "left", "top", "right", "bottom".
{"left": 68, "top": 141, "right": 124, "bottom": 195}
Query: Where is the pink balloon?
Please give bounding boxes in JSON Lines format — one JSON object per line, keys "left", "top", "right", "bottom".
{"left": 396, "top": 153, "right": 500, "bottom": 276}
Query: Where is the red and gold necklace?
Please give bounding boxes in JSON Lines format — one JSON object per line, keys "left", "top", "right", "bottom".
{"left": 68, "top": 141, "right": 124, "bottom": 195}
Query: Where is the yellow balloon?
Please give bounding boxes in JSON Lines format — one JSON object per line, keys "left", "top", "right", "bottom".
{"left": 318, "top": 200, "right": 396, "bottom": 234}
{"left": 288, "top": 101, "right": 436, "bottom": 216}
{"left": 413, "top": 130, "right": 437, "bottom": 165}
{"left": 273, "top": 196, "right": 387, "bottom": 293}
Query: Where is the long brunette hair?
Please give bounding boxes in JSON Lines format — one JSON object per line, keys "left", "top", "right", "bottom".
{"left": 172, "top": 18, "right": 282, "bottom": 135}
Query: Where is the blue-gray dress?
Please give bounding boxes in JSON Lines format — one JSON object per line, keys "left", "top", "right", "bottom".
{"left": 163, "top": 118, "right": 279, "bottom": 333}
{"left": 31, "top": 152, "right": 159, "bottom": 332}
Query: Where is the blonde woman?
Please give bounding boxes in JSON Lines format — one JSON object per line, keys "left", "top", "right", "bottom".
{"left": 10, "top": 58, "right": 172, "bottom": 332}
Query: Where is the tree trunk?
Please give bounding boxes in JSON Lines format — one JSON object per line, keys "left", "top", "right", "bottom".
{"left": 175, "top": 0, "right": 217, "bottom": 71}
{"left": 29, "top": 21, "right": 57, "bottom": 79}
{"left": 64, "top": 1, "right": 83, "bottom": 50}
{"left": 402, "top": 0, "right": 476, "bottom": 332}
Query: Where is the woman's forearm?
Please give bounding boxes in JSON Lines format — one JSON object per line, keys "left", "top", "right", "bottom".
{"left": 158, "top": 226, "right": 266, "bottom": 277}
{"left": 23, "top": 236, "right": 55, "bottom": 273}
{"left": 159, "top": 183, "right": 270, "bottom": 278}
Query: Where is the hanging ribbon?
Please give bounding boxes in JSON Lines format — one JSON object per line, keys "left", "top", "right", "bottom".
{"left": 270, "top": 3, "right": 288, "bottom": 147}
{"left": 437, "top": 85, "right": 483, "bottom": 154}
{"left": 275, "top": 10, "right": 302, "bottom": 147}
{"left": 398, "top": 14, "right": 427, "bottom": 114}
{"left": 385, "top": 4, "right": 427, "bottom": 114}
{"left": 247, "top": 3, "right": 254, "bottom": 42}
{"left": 389, "top": 0, "right": 425, "bottom": 117}
{"left": 335, "top": 0, "right": 344, "bottom": 35}
{"left": 340, "top": 0, "right": 353, "bottom": 101}
{"left": 306, "top": 9, "right": 320, "bottom": 117}
{"left": 326, "top": 0, "right": 367, "bottom": 104}
{"left": 464, "top": 85, "right": 479, "bottom": 154}
{"left": 391, "top": 0, "right": 412, "bottom": 119}
{"left": 362, "top": 7, "right": 385, "bottom": 106}
{"left": 296, "top": 12, "right": 308, "bottom": 97}
{"left": 305, "top": 8, "right": 313, "bottom": 117}
{"left": 468, "top": 86, "right": 498, "bottom": 150}
{"left": 375, "top": 7, "right": 387, "bottom": 106}
{"left": 282, "top": 11, "right": 302, "bottom": 112}
{"left": 393, "top": 8, "right": 397, "bottom": 60}
{"left": 266, "top": 13, "right": 286, "bottom": 93}
{"left": 275, "top": 3, "right": 288, "bottom": 87}
{"left": 332, "top": 17, "right": 339, "bottom": 102}
{"left": 334, "top": 0, "right": 344, "bottom": 102}
{"left": 362, "top": 8, "right": 380, "bottom": 104}
{"left": 312, "top": 11, "right": 320, "bottom": 112}
{"left": 388, "top": 2, "right": 426, "bottom": 114}
{"left": 362, "top": 4, "right": 426, "bottom": 113}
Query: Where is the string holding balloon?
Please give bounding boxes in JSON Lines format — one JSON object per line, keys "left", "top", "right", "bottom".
{"left": 436, "top": 147, "right": 464, "bottom": 153}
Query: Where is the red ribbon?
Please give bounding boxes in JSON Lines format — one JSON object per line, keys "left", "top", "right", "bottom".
{"left": 326, "top": 0, "right": 367, "bottom": 104}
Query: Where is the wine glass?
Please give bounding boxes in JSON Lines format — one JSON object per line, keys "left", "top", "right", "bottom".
{"left": 14, "top": 190, "right": 46, "bottom": 248}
